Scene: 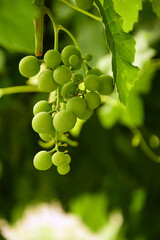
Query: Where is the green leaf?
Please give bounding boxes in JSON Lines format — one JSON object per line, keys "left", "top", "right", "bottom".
{"left": 151, "top": 0, "right": 160, "bottom": 19}
{"left": 0, "top": 0, "right": 35, "bottom": 53}
{"left": 112, "top": 0, "right": 142, "bottom": 32}
{"left": 96, "top": 0, "right": 139, "bottom": 105}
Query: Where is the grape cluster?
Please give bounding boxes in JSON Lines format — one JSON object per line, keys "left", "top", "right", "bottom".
{"left": 19, "top": 45, "right": 114, "bottom": 175}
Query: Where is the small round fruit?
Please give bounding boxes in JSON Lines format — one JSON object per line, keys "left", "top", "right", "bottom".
{"left": 39, "top": 133, "right": 53, "bottom": 142}
{"left": 52, "top": 152, "right": 67, "bottom": 166}
{"left": 61, "top": 45, "right": 81, "bottom": 66}
{"left": 33, "top": 100, "right": 52, "bottom": 115}
{"left": 86, "top": 67, "right": 102, "bottom": 76}
{"left": 53, "top": 65, "right": 72, "bottom": 85}
{"left": 84, "top": 92, "right": 101, "bottom": 109}
{"left": 75, "top": 0, "right": 94, "bottom": 10}
{"left": 19, "top": 56, "right": 40, "bottom": 78}
{"left": 38, "top": 69, "right": 57, "bottom": 92}
{"left": 81, "top": 108, "right": 93, "bottom": 120}
{"left": 33, "top": 151, "right": 52, "bottom": 171}
{"left": 61, "top": 82, "right": 76, "bottom": 99}
{"left": 39, "top": 128, "right": 55, "bottom": 142}
{"left": 98, "top": 75, "right": 114, "bottom": 95}
{"left": 44, "top": 49, "right": 61, "bottom": 69}
{"left": 57, "top": 163, "right": 70, "bottom": 175}
{"left": 65, "top": 154, "right": 71, "bottom": 164}
{"left": 84, "top": 54, "right": 92, "bottom": 62}
{"left": 69, "top": 55, "right": 80, "bottom": 67}
{"left": 32, "top": 112, "right": 54, "bottom": 133}
{"left": 66, "top": 96, "right": 86, "bottom": 119}
{"left": 53, "top": 110, "right": 77, "bottom": 133}
{"left": 84, "top": 74, "right": 101, "bottom": 91}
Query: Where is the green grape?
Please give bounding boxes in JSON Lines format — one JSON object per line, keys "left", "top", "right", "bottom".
{"left": 98, "top": 75, "right": 114, "bottom": 95}
{"left": 61, "top": 82, "right": 76, "bottom": 99}
{"left": 19, "top": 56, "right": 40, "bottom": 78}
{"left": 84, "top": 54, "right": 92, "bottom": 62}
{"left": 81, "top": 108, "right": 93, "bottom": 120}
{"left": 33, "top": 100, "right": 52, "bottom": 115}
{"left": 52, "top": 152, "right": 68, "bottom": 166}
{"left": 32, "top": 112, "right": 54, "bottom": 133}
{"left": 39, "top": 128, "right": 55, "bottom": 142}
{"left": 33, "top": 151, "right": 52, "bottom": 171}
{"left": 84, "top": 74, "right": 101, "bottom": 91}
{"left": 39, "top": 133, "right": 53, "bottom": 142}
{"left": 72, "top": 73, "right": 83, "bottom": 83}
{"left": 86, "top": 67, "right": 102, "bottom": 76}
{"left": 38, "top": 69, "right": 58, "bottom": 92}
{"left": 61, "top": 45, "right": 81, "bottom": 66}
{"left": 66, "top": 96, "right": 86, "bottom": 119}
{"left": 75, "top": 0, "right": 93, "bottom": 10}
{"left": 84, "top": 92, "right": 101, "bottom": 109}
{"left": 53, "top": 65, "right": 72, "bottom": 85}
{"left": 57, "top": 163, "right": 70, "bottom": 175}
{"left": 69, "top": 55, "right": 80, "bottom": 68}
{"left": 65, "top": 154, "right": 71, "bottom": 164}
{"left": 44, "top": 49, "right": 61, "bottom": 70}
{"left": 53, "top": 110, "right": 77, "bottom": 133}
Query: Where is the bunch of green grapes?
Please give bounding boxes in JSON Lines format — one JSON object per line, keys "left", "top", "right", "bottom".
{"left": 19, "top": 45, "right": 114, "bottom": 175}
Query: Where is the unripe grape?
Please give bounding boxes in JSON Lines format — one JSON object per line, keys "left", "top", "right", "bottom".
{"left": 72, "top": 73, "right": 83, "bottom": 83}
{"left": 65, "top": 154, "right": 71, "bottom": 164}
{"left": 69, "top": 55, "right": 80, "bottom": 67}
{"left": 38, "top": 69, "right": 58, "bottom": 92}
{"left": 33, "top": 151, "right": 52, "bottom": 171}
{"left": 66, "top": 96, "right": 86, "bottom": 119}
{"left": 61, "top": 82, "right": 76, "bottom": 99}
{"left": 44, "top": 49, "right": 61, "bottom": 70}
{"left": 32, "top": 112, "right": 54, "bottom": 133}
{"left": 39, "top": 128, "right": 55, "bottom": 142}
{"left": 53, "top": 110, "right": 77, "bottom": 133}
{"left": 57, "top": 163, "right": 70, "bottom": 175}
{"left": 84, "top": 74, "right": 101, "bottom": 91}
{"left": 81, "top": 108, "right": 93, "bottom": 120}
{"left": 19, "top": 56, "right": 40, "bottom": 78}
{"left": 61, "top": 45, "right": 81, "bottom": 66}
{"left": 75, "top": 0, "right": 94, "bottom": 10}
{"left": 33, "top": 100, "right": 52, "bottom": 115}
{"left": 84, "top": 54, "right": 92, "bottom": 62}
{"left": 84, "top": 92, "right": 101, "bottom": 109}
{"left": 39, "top": 133, "right": 53, "bottom": 142}
{"left": 52, "top": 152, "right": 68, "bottom": 166}
{"left": 98, "top": 75, "right": 114, "bottom": 95}
{"left": 53, "top": 65, "right": 72, "bottom": 85}
{"left": 86, "top": 67, "right": 102, "bottom": 76}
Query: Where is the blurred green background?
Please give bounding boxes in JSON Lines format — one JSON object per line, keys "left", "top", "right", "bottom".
{"left": 0, "top": 0, "right": 160, "bottom": 239}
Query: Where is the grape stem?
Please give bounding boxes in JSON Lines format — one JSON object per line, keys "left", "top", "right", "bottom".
{"left": 44, "top": 7, "right": 59, "bottom": 51}
{"left": 59, "top": 0, "right": 102, "bottom": 22}
{"left": 131, "top": 128, "right": 160, "bottom": 163}
{"left": 33, "top": 0, "right": 45, "bottom": 57}
{"left": 59, "top": 134, "right": 78, "bottom": 147}
{"left": 0, "top": 86, "right": 41, "bottom": 98}
{"left": 58, "top": 25, "right": 80, "bottom": 50}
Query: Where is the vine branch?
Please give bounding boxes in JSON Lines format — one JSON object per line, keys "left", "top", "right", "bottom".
{"left": 59, "top": 0, "right": 102, "bottom": 22}
{"left": 0, "top": 86, "right": 41, "bottom": 98}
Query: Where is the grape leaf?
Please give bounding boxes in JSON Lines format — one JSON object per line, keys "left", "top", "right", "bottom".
{"left": 0, "top": 0, "right": 35, "bottom": 53}
{"left": 112, "top": 0, "right": 142, "bottom": 32}
{"left": 151, "top": 0, "right": 160, "bottom": 19}
{"left": 96, "top": 0, "right": 139, "bottom": 105}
